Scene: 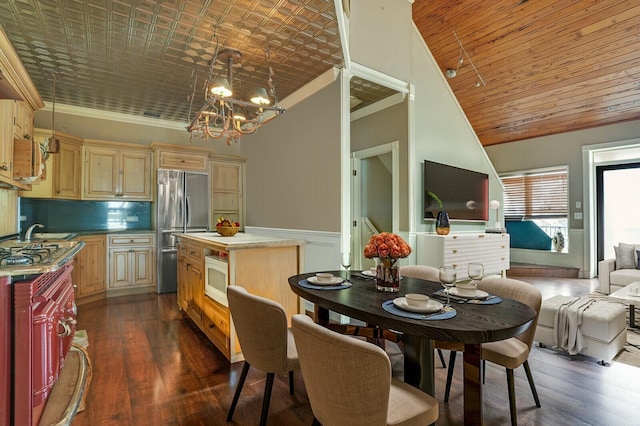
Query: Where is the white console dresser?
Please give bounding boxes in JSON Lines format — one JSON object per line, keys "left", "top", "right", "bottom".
{"left": 416, "top": 232, "right": 510, "bottom": 280}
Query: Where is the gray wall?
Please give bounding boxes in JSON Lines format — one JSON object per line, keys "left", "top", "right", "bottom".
{"left": 486, "top": 119, "right": 640, "bottom": 275}
{"left": 410, "top": 26, "right": 502, "bottom": 234}
{"left": 351, "top": 100, "right": 409, "bottom": 230}
{"left": 34, "top": 108, "right": 241, "bottom": 156}
{"left": 240, "top": 81, "right": 342, "bottom": 232}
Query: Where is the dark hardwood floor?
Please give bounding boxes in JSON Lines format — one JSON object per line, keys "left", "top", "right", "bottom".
{"left": 72, "top": 276, "right": 640, "bottom": 425}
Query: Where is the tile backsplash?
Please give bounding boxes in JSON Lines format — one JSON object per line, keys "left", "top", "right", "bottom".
{"left": 19, "top": 198, "right": 152, "bottom": 233}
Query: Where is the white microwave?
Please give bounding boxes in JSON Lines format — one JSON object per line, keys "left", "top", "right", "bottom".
{"left": 204, "top": 255, "right": 229, "bottom": 306}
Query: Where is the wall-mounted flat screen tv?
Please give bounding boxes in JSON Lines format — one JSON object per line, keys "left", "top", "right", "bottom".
{"left": 424, "top": 160, "right": 489, "bottom": 221}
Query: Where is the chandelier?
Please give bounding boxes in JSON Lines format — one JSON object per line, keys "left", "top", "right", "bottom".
{"left": 187, "top": 47, "right": 285, "bottom": 145}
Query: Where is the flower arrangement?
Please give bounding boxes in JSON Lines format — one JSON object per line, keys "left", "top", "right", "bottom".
{"left": 364, "top": 232, "right": 412, "bottom": 265}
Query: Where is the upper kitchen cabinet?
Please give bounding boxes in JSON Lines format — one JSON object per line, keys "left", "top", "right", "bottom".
{"left": 0, "top": 27, "right": 44, "bottom": 190}
{"left": 151, "top": 142, "right": 212, "bottom": 173}
{"left": 21, "top": 129, "right": 83, "bottom": 199}
{"left": 210, "top": 157, "right": 245, "bottom": 229}
{"left": 83, "top": 140, "right": 152, "bottom": 201}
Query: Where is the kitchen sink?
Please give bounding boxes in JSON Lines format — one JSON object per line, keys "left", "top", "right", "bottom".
{"left": 31, "top": 232, "right": 77, "bottom": 241}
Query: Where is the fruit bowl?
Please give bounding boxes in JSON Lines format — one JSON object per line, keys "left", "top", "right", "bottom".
{"left": 216, "top": 226, "right": 240, "bottom": 237}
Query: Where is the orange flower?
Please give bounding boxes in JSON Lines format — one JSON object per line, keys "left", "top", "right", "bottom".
{"left": 363, "top": 232, "right": 412, "bottom": 259}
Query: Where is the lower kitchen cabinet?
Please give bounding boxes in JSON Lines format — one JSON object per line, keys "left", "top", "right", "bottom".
{"left": 107, "top": 233, "right": 155, "bottom": 297}
{"left": 71, "top": 235, "right": 106, "bottom": 305}
{"left": 176, "top": 233, "right": 303, "bottom": 362}
{"left": 177, "top": 240, "right": 204, "bottom": 325}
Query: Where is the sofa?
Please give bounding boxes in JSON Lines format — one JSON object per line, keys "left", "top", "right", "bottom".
{"left": 598, "top": 242, "right": 640, "bottom": 294}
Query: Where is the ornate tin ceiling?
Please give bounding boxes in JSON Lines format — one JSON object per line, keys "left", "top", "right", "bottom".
{"left": 0, "top": 0, "right": 344, "bottom": 124}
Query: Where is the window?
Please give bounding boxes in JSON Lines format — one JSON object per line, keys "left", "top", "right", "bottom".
{"left": 501, "top": 167, "right": 568, "bottom": 252}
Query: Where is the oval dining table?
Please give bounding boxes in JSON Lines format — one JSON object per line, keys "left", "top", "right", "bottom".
{"left": 288, "top": 271, "right": 537, "bottom": 426}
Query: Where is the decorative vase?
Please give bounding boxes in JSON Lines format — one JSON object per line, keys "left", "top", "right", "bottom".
{"left": 552, "top": 231, "right": 565, "bottom": 252}
{"left": 376, "top": 258, "right": 400, "bottom": 292}
{"left": 435, "top": 211, "right": 450, "bottom": 235}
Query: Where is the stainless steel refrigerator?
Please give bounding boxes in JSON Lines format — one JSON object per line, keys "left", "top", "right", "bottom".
{"left": 156, "top": 170, "right": 209, "bottom": 293}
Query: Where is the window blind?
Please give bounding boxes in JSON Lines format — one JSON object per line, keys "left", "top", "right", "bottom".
{"left": 501, "top": 169, "right": 568, "bottom": 219}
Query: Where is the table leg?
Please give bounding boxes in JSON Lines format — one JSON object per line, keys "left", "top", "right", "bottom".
{"left": 463, "top": 343, "right": 483, "bottom": 426}
{"left": 402, "top": 335, "right": 435, "bottom": 396}
{"left": 315, "top": 305, "right": 329, "bottom": 326}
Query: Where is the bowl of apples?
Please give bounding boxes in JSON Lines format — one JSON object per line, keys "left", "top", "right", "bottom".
{"left": 215, "top": 217, "right": 240, "bottom": 237}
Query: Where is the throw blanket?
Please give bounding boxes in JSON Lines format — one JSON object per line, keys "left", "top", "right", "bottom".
{"left": 554, "top": 296, "right": 597, "bottom": 355}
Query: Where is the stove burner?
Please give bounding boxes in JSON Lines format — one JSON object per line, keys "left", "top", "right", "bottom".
{"left": 0, "top": 244, "right": 63, "bottom": 267}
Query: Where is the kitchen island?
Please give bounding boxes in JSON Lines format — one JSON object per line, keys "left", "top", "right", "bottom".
{"left": 175, "top": 232, "right": 304, "bottom": 362}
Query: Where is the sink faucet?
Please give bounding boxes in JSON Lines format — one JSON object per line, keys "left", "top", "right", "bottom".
{"left": 25, "top": 223, "right": 44, "bottom": 241}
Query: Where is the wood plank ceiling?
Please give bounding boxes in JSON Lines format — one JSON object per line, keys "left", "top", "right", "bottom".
{"left": 413, "top": 0, "right": 640, "bottom": 146}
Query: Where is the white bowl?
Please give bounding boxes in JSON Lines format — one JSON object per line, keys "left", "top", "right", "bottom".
{"left": 316, "top": 273, "right": 334, "bottom": 283}
{"left": 405, "top": 293, "right": 430, "bottom": 307}
{"left": 455, "top": 282, "right": 477, "bottom": 297}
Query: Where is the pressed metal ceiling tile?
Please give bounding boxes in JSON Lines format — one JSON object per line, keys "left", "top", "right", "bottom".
{"left": 0, "top": 0, "right": 345, "bottom": 122}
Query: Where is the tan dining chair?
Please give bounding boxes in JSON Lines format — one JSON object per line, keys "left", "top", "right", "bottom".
{"left": 443, "top": 277, "right": 542, "bottom": 425}
{"left": 291, "top": 314, "right": 439, "bottom": 426}
{"left": 226, "top": 286, "right": 300, "bottom": 426}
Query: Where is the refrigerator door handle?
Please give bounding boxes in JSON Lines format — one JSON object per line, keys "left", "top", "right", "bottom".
{"left": 186, "top": 195, "right": 191, "bottom": 227}
{"left": 161, "top": 247, "right": 178, "bottom": 254}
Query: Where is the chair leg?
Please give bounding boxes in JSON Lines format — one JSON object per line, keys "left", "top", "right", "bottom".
{"left": 506, "top": 368, "right": 517, "bottom": 426}
{"left": 444, "top": 350, "right": 457, "bottom": 402}
{"left": 259, "top": 372, "right": 276, "bottom": 426}
{"left": 227, "top": 361, "right": 251, "bottom": 422}
{"left": 437, "top": 348, "right": 447, "bottom": 368}
{"left": 289, "top": 370, "right": 295, "bottom": 394}
{"left": 523, "top": 360, "right": 541, "bottom": 408}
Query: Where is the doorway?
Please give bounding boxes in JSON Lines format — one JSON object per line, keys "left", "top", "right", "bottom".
{"left": 351, "top": 141, "right": 399, "bottom": 270}
{"left": 596, "top": 162, "right": 640, "bottom": 261}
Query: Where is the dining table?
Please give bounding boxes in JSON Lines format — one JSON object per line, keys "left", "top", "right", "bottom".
{"left": 288, "top": 271, "right": 537, "bottom": 426}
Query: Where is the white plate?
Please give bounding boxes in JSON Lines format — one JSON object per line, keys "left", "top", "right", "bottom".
{"left": 393, "top": 297, "right": 443, "bottom": 313}
{"left": 448, "top": 287, "right": 489, "bottom": 299}
{"left": 307, "top": 276, "right": 345, "bottom": 285}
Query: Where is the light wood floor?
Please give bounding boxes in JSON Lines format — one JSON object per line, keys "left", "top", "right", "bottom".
{"left": 72, "top": 276, "right": 640, "bottom": 425}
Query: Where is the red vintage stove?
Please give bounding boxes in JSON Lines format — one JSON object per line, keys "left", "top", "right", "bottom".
{"left": 0, "top": 238, "right": 84, "bottom": 425}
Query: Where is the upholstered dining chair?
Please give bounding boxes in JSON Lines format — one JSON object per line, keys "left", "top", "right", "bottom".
{"left": 291, "top": 314, "right": 439, "bottom": 426}
{"left": 443, "top": 277, "right": 542, "bottom": 425}
{"left": 226, "top": 286, "right": 300, "bottom": 426}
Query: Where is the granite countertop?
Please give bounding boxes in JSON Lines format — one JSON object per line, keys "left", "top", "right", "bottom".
{"left": 175, "top": 232, "right": 305, "bottom": 249}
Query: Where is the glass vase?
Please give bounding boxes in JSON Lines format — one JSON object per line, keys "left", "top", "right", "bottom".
{"left": 435, "top": 211, "right": 450, "bottom": 235}
{"left": 376, "top": 258, "right": 400, "bottom": 292}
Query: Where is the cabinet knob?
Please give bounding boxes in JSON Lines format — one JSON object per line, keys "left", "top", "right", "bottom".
{"left": 0, "top": 165, "right": 8, "bottom": 171}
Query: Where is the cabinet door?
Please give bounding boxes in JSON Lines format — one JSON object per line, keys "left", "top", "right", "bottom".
{"left": 0, "top": 101, "right": 14, "bottom": 179}
{"left": 211, "top": 161, "right": 243, "bottom": 228}
{"left": 75, "top": 236, "right": 106, "bottom": 297}
{"left": 55, "top": 142, "right": 82, "bottom": 199}
{"left": 130, "top": 247, "right": 154, "bottom": 286}
{"left": 108, "top": 248, "right": 131, "bottom": 288}
{"left": 84, "top": 147, "right": 119, "bottom": 198}
{"left": 121, "top": 150, "right": 152, "bottom": 200}
{"left": 186, "top": 264, "right": 203, "bottom": 323}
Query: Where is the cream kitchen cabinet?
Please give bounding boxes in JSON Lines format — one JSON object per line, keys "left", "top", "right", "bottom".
{"left": 416, "top": 232, "right": 510, "bottom": 280}
{"left": 0, "top": 100, "right": 34, "bottom": 181}
{"left": 210, "top": 158, "right": 244, "bottom": 228}
{"left": 71, "top": 234, "right": 106, "bottom": 305}
{"left": 151, "top": 142, "right": 211, "bottom": 172}
{"left": 83, "top": 140, "right": 152, "bottom": 201}
{"left": 21, "top": 129, "right": 82, "bottom": 199}
{"left": 107, "top": 233, "right": 155, "bottom": 296}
